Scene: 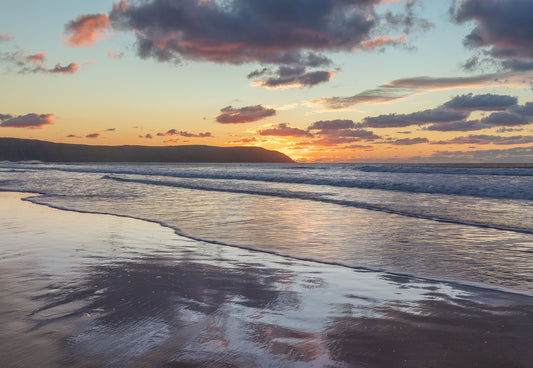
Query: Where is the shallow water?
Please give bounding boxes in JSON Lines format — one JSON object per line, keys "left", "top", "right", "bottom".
{"left": 1, "top": 162, "right": 532, "bottom": 294}
{"left": 2, "top": 192, "right": 533, "bottom": 367}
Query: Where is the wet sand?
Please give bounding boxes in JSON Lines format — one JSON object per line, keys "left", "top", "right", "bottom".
{"left": 1, "top": 192, "right": 533, "bottom": 367}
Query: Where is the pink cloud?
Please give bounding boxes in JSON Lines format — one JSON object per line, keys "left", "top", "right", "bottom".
{"left": 50, "top": 62, "right": 79, "bottom": 74}
{"left": 106, "top": 48, "right": 123, "bottom": 59}
{"left": 0, "top": 113, "right": 54, "bottom": 129}
{"left": 65, "top": 13, "right": 111, "bottom": 47}
{"left": 0, "top": 34, "right": 11, "bottom": 41}
{"left": 360, "top": 35, "right": 407, "bottom": 49}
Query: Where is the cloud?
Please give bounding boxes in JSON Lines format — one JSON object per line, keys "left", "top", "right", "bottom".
{"left": 64, "top": 13, "right": 111, "bottom": 47}
{"left": 0, "top": 34, "right": 11, "bottom": 41}
{"left": 106, "top": 128, "right": 116, "bottom": 132}
{"left": 106, "top": 47, "right": 124, "bottom": 59}
{"left": 442, "top": 93, "right": 517, "bottom": 111}
{"left": 156, "top": 129, "right": 212, "bottom": 138}
{"left": 312, "top": 74, "right": 502, "bottom": 110}
{"left": 425, "top": 110, "right": 533, "bottom": 132}
{"left": 226, "top": 136, "right": 263, "bottom": 145}
{"left": 66, "top": 134, "right": 82, "bottom": 138}
{"left": 360, "top": 109, "right": 467, "bottom": 128}
{"left": 258, "top": 123, "right": 313, "bottom": 137}
{"left": 428, "top": 146, "right": 533, "bottom": 162}
{"left": 251, "top": 66, "right": 336, "bottom": 89}
{"left": 359, "top": 34, "right": 407, "bottom": 49}
{"left": 216, "top": 105, "right": 276, "bottom": 124}
{"left": 0, "top": 114, "right": 13, "bottom": 121}
{"left": 0, "top": 113, "right": 54, "bottom": 128}
{"left": 86, "top": 133, "right": 101, "bottom": 139}
{"left": 510, "top": 102, "right": 533, "bottom": 116}
{"left": 432, "top": 134, "right": 533, "bottom": 146}
{"left": 496, "top": 127, "right": 524, "bottom": 133}
{"left": 50, "top": 62, "right": 79, "bottom": 74}
{"left": 107, "top": 0, "right": 427, "bottom": 66}
{"left": 385, "top": 137, "right": 429, "bottom": 145}
{"left": 424, "top": 120, "right": 485, "bottom": 132}
{"left": 301, "top": 119, "right": 381, "bottom": 146}
{"left": 451, "top": 0, "right": 533, "bottom": 71}
{"left": 141, "top": 133, "right": 153, "bottom": 139}
{"left": 0, "top": 49, "right": 80, "bottom": 74}
{"left": 308, "top": 119, "right": 356, "bottom": 130}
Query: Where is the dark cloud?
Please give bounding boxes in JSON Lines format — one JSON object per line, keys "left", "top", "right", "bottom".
{"left": 0, "top": 113, "right": 13, "bottom": 121}
{"left": 107, "top": 0, "right": 426, "bottom": 67}
{"left": 216, "top": 105, "right": 275, "bottom": 124}
{"left": 86, "top": 133, "right": 101, "bottom": 139}
{"left": 316, "top": 128, "right": 380, "bottom": 141}
{"left": 424, "top": 120, "right": 485, "bottom": 132}
{"left": 0, "top": 113, "right": 54, "bottom": 128}
{"left": 429, "top": 146, "right": 533, "bottom": 162}
{"left": 66, "top": 134, "right": 82, "bottom": 138}
{"left": 308, "top": 119, "right": 356, "bottom": 130}
{"left": 510, "top": 102, "right": 533, "bottom": 116}
{"left": 106, "top": 128, "right": 116, "bottom": 132}
{"left": 432, "top": 134, "right": 533, "bottom": 146}
{"left": 253, "top": 66, "right": 335, "bottom": 88}
{"left": 451, "top": 0, "right": 533, "bottom": 71}
{"left": 157, "top": 129, "right": 212, "bottom": 138}
{"left": 501, "top": 59, "right": 533, "bottom": 72}
{"left": 385, "top": 137, "right": 429, "bottom": 145}
{"left": 442, "top": 93, "right": 517, "bottom": 111}
{"left": 64, "top": 13, "right": 111, "bottom": 47}
{"left": 496, "top": 127, "right": 523, "bottom": 133}
{"left": 360, "top": 109, "right": 467, "bottom": 128}
{"left": 258, "top": 123, "right": 313, "bottom": 137}
{"left": 480, "top": 111, "right": 530, "bottom": 127}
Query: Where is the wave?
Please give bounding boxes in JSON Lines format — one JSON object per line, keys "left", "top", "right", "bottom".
{"left": 2, "top": 162, "right": 533, "bottom": 200}
{"left": 102, "top": 175, "right": 533, "bottom": 234}
{"left": 16, "top": 192, "right": 533, "bottom": 298}
{"left": 355, "top": 164, "right": 533, "bottom": 176}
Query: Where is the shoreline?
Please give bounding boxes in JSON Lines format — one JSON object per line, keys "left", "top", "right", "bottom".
{"left": 1, "top": 191, "right": 533, "bottom": 367}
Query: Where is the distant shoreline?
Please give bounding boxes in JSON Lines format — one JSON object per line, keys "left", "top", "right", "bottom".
{"left": 0, "top": 137, "right": 294, "bottom": 163}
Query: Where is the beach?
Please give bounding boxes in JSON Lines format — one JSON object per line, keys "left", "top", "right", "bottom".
{"left": 2, "top": 191, "right": 533, "bottom": 367}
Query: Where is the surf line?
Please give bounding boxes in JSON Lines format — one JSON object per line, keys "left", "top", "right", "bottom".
{"left": 103, "top": 175, "right": 533, "bottom": 235}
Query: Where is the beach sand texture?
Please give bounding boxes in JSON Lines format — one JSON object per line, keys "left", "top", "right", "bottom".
{"left": 1, "top": 192, "right": 533, "bottom": 367}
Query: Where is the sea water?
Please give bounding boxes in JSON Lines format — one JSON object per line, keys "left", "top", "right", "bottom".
{"left": 1, "top": 162, "right": 532, "bottom": 295}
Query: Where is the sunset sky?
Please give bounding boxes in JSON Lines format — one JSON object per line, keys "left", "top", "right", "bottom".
{"left": 1, "top": 0, "right": 532, "bottom": 162}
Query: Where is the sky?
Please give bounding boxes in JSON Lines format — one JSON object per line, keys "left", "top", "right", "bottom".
{"left": 1, "top": 0, "right": 532, "bottom": 163}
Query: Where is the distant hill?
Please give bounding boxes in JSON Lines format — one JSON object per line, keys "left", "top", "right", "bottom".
{"left": 0, "top": 138, "right": 294, "bottom": 163}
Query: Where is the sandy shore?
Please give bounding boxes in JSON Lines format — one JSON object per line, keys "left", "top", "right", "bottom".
{"left": 1, "top": 191, "right": 533, "bottom": 367}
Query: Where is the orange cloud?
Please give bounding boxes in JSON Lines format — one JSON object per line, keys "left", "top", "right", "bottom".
{"left": 65, "top": 13, "right": 111, "bottom": 47}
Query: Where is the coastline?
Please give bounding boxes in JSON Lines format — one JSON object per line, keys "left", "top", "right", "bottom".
{"left": 2, "top": 192, "right": 533, "bottom": 367}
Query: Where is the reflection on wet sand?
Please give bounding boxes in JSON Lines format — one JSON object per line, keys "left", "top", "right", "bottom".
{"left": 2, "top": 192, "right": 533, "bottom": 367}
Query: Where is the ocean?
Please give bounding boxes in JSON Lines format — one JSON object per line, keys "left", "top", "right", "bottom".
{"left": 2, "top": 161, "right": 533, "bottom": 367}
{"left": 1, "top": 161, "right": 532, "bottom": 295}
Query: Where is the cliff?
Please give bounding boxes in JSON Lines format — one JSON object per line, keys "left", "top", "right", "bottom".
{"left": 0, "top": 138, "right": 294, "bottom": 163}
